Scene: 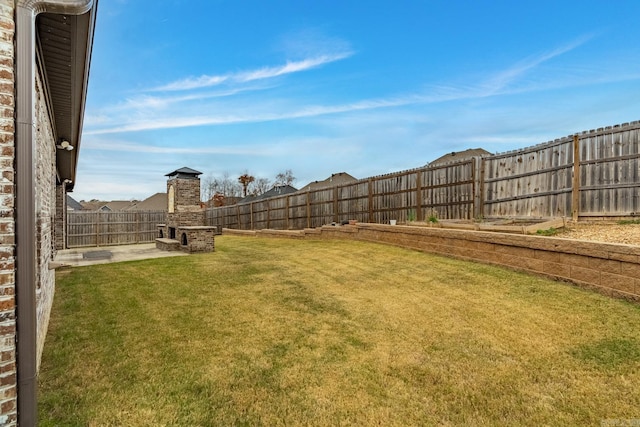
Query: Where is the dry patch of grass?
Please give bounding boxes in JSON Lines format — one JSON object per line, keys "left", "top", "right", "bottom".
{"left": 39, "top": 236, "right": 640, "bottom": 426}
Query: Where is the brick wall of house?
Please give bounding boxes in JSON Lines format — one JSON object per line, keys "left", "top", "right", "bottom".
{"left": 55, "top": 183, "right": 66, "bottom": 250}
{"left": 0, "top": 1, "right": 16, "bottom": 424}
{"left": 34, "top": 55, "right": 57, "bottom": 371}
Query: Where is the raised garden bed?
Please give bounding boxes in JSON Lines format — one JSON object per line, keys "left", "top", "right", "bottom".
{"left": 402, "top": 217, "right": 566, "bottom": 235}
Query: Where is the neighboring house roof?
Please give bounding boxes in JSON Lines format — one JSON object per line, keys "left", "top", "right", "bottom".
{"left": 79, "top": 201, "right": 104, "bottom": 211}
{"left": 80, "top": 200, "right": 135, "bottom": 211}
{"left": 165, "top": 167, "right": 202, "bottom": 179}
{"left": 429, "top": 148, "right": 491, "bottom": 166}
{"left": 127, "top": 193, "right": 167, "bottom": 211}
{"left": 299, "top": 172, "right": 358, "bottom": 192}
{"left": 238, "top": 195, "right": 255, "bottom": 204}
{"left": 66, "top": 195, "right": 83, "bottom": 211}
{"left": 102, "top": 201, "right": 136, "bottom": 211}
{"left": 239, "top": 185, "right": 298, "bottom": 203}
{"left": 38, "top": 7, "right": 98, "bottom": 190}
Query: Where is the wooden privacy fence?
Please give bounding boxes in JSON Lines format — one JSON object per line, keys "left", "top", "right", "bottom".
{"left": 67, "top": 211, "right": 166, "bottom": 248}
{"left": 206, "top": 160, "right": 478, "bottom": 230}
{"left": 484, "top": 123, "right": 640, "bottom": 217}
{"left": 206, "top": 121, "right": 640, "bottom": 230}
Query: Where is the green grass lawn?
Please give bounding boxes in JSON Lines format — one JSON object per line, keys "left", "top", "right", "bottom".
{"left": 39, "top": 236, "right": 640, "bottom": 426}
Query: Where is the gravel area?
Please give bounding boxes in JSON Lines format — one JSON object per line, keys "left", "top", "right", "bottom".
{"left": 558, "top": 222, "right": 640, "bottom": 246}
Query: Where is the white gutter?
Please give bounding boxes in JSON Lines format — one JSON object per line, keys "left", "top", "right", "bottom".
{"left": 15, "top": 1, "right": 94, "bottom": 425}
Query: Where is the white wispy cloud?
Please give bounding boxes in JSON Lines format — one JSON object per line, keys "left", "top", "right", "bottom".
{"left": 83, "top": 139, "right": 275, "bottom": 155}
{"left": 84, "top": 36, "right": 623, "bottom": 137}
{"left": 151, "top": 52, "right": 353, "bottom": 92}
{"left": 235, "top": 53, "right": 352, "bottom": 82}
{"left": 117, "top": 84, "right": 275, "bottom": 111}
{"left": 84, "top": 95, "right": 415, "bottom": 135}
{"left": 479, "top": 34, "right": 594, "bottom": 96}
{"left": 153, "top": 75, "right": 229, "bottom": 92}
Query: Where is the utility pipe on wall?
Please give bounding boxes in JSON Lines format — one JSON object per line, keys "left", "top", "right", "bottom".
{"left": 15, "top": 1, "right": 93, "bottom": 425}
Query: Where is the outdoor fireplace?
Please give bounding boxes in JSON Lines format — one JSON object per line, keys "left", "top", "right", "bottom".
{"left": 156, "top": 167, "right": 216, "bottom": 253}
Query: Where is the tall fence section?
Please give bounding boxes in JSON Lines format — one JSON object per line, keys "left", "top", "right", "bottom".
{"left": 67, "top": 211, "right": 166, "bottom": 248}
{"left": 205, "top": 160, "right": 478, "bottom": 229}
{"left": 206, "top": 121, "right": 640, "bottom": 230}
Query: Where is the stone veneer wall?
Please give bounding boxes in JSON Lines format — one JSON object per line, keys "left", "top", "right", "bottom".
{"left": 0, "top": 2, "right": 16, "bottom": 423}
{"left": 223, "top": 224, "right": 640, "bottom": 302}
{"left": 167, "top": 208, "right": 205, "bottom": 228}
{"left": 34, "top": 63, "right": 57, "bottom": 371}
{"left": 181, "top": 227, "right": 215, "bottom": 253}
{"left": 54, "top": 182, "right": 66, "bottom": 250}
{"left": 168, "top": 177, "right": 200, "bottom": 208}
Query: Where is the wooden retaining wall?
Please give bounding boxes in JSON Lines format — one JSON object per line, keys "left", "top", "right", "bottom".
{"left": 223, "top": 224, "right": 640, "bottom": 302}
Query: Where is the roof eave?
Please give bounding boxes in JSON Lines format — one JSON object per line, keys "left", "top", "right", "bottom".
{"left": 39, "top": 2, "right": 98, "bottom": 191}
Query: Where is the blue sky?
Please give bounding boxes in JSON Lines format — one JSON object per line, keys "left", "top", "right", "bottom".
{"left": 75, "top": 0, "right": 640, "bottom": 202}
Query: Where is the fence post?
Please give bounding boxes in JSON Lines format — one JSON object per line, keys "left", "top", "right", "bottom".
{"left": 572, "top": 134, "right": 580, "bottom": 221}
{"left": 472, "top": 158, "right": 481, "bottom": 219}
{"left": 415, "top": 170, "right": 423, "bottom": 221}
{"left": 479, "top": 158, "right": 486, "bottom": 219}
{"left": 306, "top": 191, "right": 311, "bottom": 228}
{"left": 285, "top": 195, "right": 290, "bottom": 230}
{"left": 250, "top": 202, "right": 254, "bottom": 230}
{"left": 334, "top": 187, "right": 340, "bottom": 223}
{"left": 95, "top": 212, "right": 100, "bottom": 246}
{"left": 368, "top": 178, "right": 373, "bottom": 223}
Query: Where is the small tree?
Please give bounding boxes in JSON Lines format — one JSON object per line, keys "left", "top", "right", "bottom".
{"left": 201, "top": 175, "right": 216, "bottom": 202}
{"left": 274, "top": 169, "right": 295, "bottom": 187}
{"left": 219, "top": 172, "right": 241, "bottom": 198}
{"left": 251, "top": 177, "right": 271, "bottom": 196}
{"left": 238, "top": 173, "right": 255, "bottom": 197}
{"left": 212, "top": 192, "right": 226, "bottom": 207}
{"left": 202, "top": 172, "right": 242, "bottom": 201}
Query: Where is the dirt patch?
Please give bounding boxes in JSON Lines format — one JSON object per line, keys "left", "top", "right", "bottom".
{"left": 559, "top": 222, "right": 640, "bottom": 246}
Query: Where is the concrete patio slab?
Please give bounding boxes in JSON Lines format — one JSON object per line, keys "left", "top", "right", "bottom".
{"left": 53, "top": 243, "right": 188, "bottom": 268}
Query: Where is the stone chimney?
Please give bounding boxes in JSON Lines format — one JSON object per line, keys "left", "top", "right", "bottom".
{"left": 156, "top": 167, "right": 215, "bottom": 253}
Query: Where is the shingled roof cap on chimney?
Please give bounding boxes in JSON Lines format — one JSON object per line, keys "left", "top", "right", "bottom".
{"left": 165, "top": 167, "right": 203, "bottom": 179}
